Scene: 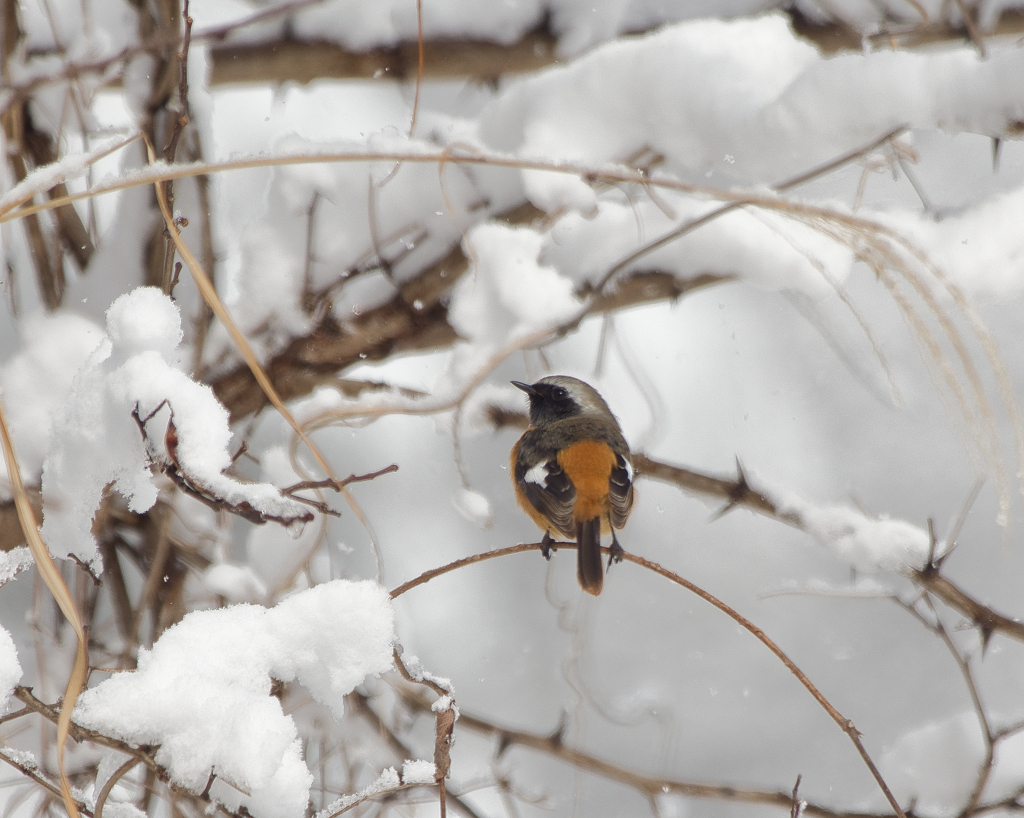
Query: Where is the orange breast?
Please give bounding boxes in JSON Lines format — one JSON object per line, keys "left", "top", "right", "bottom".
{"left": 557, "top": 440, "right": 616, "bottom": 526}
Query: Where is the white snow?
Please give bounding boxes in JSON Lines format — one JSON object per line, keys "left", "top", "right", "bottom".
{"left": 203, "top": 564, "right": 269, "bottom": 604}
{"left": 0, "top": 312, "right": 104, "bottom": 491}
{"left": 480, "top": 15, "right": 1024, "bottom": 195}
{"left": 449, "top": 223, "right": 581, "bottom": 353}
{"left": 400, "top": 759, "right": 436, "bottom": 785}
{"left": 0, "top": 137, "right": 131, "bottom": 215}
{"left": 451, "top": 487, "right": 494, "bottom": 528}
{"left": 40, "top": 288, "right": 311, "bottom": 567}
{"left": 314, "top": 767, "right": 401, "bottom": 818}
{"left": 0, "top": 624, "right": 22, "bottom": 713}
{"left": 782, "top": 495, "right": 932, "bottom": 573}
{"left": 8, "top": 2, "right": 1024, "bottom": 817}
{"left": 0, "top": 548, "right": 34, "bottom": 587}
{"left": 881, "top": 712, "right": 986, "bottom": 816}
{"left": 74, "top": 580, "right": 395, "bottom": 818}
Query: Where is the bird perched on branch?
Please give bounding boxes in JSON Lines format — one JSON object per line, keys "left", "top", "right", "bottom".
{"left": 510, "top": 376, "right": 635, "bottom": 595}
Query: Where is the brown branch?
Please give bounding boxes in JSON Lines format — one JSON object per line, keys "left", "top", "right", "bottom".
{"left": 22, "top": 109, "right": 95, "bottom": 272}
{"left": 13, "top": 687, "right": 163, "bottom": 777}
{"left": 390, "top": 543, "right": 907, "bottom": 817}
{"left": 209, "top": 126, "right": 903, "bottom": 423}
{"left": 349, "top": 693, "right": 484, "bottom": 818}
{"left": 0, "top": 747, "right": 93, "bottom": 816}
{"left": 95, "top": 757, "right": 140, "bottom": 818}
{"left": 281, "top": 463, "right": 399, "bottom": 495}
{"left": 12, "top": 686, "right": 247, "bottom": 818}
{"left": 209, "top": 28, "right": 558, "bottom": 86}
{"left": 393, "top": 686, "right": 889, "bottom": 818}
{"left": 210, "top": 246, "right": 723, "bottom": 422}
{"left": 205, "top": 9, "right": 1024, "bottom": 87}
{"left": 631, "top": 453, "right": 1024, "bottom": 645}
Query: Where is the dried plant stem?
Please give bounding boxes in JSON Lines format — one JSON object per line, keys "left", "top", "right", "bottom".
{"left": 144, "top": 136, "right": 341, "bottom": 488}
{"left": 0, "top": 390, "right": 88, "bottom": 818}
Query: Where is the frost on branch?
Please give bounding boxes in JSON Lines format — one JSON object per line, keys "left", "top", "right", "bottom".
{"left": 40, "top": 287, "right": 312, "bottom": 569}
{"left": 780, "top": 493, "right": 932, "bottom": 574}
{"left": 75, "top": 580, "right": 395, "bottom": 818}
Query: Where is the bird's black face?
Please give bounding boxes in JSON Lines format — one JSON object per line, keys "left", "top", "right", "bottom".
{"left": 512, "top": 381, "right": 581, "bottom": 425}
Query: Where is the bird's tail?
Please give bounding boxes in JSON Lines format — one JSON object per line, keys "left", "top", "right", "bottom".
{"left": 576, "top": 518, "right": 603, "bottom": 596}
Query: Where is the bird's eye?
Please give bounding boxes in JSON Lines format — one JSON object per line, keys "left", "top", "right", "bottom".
{"left": 552, "top": 387, "right": 568, "bottom": 400}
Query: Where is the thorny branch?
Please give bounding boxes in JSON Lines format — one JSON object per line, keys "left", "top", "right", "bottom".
{"left": 481, "top": 405, "right": 1024, "bottom": 648}
{"left": 389, "top": 542, "right": 908, "bottom": 818}
{"left": 391, "top": 685, "right": 890, "bottom": 818}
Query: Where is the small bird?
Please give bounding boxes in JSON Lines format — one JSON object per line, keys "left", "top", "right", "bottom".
{"left": 510, "top": 376, "right": 635, "bottom": 595}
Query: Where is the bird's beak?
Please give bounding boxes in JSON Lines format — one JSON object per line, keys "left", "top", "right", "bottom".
{"left": 511, "top": 381, "right": 538, "bottom": 396}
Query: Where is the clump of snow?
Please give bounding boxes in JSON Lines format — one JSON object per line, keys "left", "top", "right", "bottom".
{"left": 0, "top": 137, "right": 130, "bottom": 215}
{"left": 881, "top": 712, "right": 985, "bottom": 816}
{"left": 0, "top": 548, "right": 34, "bottom": 587}
{"left": 401, "top": 759, "right": 437, "bottom": 785}
{"left": 314, "top": 767, "right": 401, "bottom": 818}
{"left": 203, "top": 564, "right": 268, "bottom": 604}
{"left": 432, "top": 695, "right": 457, "bottom": 715}
{"left": 480, "top": 14, "right": 1024, "bottom": 206}
{"left": 450, "top": 224, "right": 581, "bottom": 347}
{"left": 480, "top": 15, "right": 818, "bottom": 210}
{"left": 102, "top": 804, "right": 147, "bottom": 818}
{"left": 543, "top": 197, "right": 856, "bottom": 298}
{"left": 75, "top": 580, "right": 395, "bottom": 818}
{"left": 40, "top": 288, "right": 311, "bottom": 568}
{"left": 400, "top": 655, "right": 455, "bottom": 697}
{"left": 0, "top": 624, "right": 23, "bottom": 713}
{"left": 1, "top": 748, "right": 37, "bottom": 770}
{"left": 0, "top": 312, "right": 104, "bottom": 491}
{"left": 288, "top": 0, "right": 541, "bottom": 51}
{"left": 884, "top": 185, "right": 1024, "bottom": 300}
{"left": 104, "top": 287, "right": 182, "bottom": 357}
{"left": 452, "top": 488, "right": 494, "bottom": 528}
{"left": 782, "top": 495, "right": 931, "bottom": 573}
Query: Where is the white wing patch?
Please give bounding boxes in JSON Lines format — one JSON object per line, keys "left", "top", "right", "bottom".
{"left": 525, "top": 462, "right": 549, "bottom": 486}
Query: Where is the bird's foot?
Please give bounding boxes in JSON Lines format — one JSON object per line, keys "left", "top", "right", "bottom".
{"left": 607, "top": 533, "right": 625, "bottom": 571}
{"left": 541, "top": 531, "right": 556, "bottom": 560}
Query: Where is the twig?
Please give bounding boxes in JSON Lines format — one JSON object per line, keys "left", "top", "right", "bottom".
{"left": 95, "top": 757, "right": 140, "bottom": 818}
{"left": 12, "top": 687, "right": 248, "bottom": 818}
{"left": 281, "top": 464, "right": 399, "bottom": 495}
{"left": 394, "top": 685, "right": 892, "bottom": 818}
{"left": 389, "top": 542, "right": 907, "bottom": 818}
{"left": 0, "top": 748, "right": 92, "bottom": 816}
{"left": 629, "top": 454, "right": 1024, "bottom": 645}
{"left": 349, "top": 692, "right": 485, "bottom": 818}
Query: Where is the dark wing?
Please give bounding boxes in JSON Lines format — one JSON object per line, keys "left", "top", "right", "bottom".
{"left": 515, "top": 454, "right": 576, "bottom": 538}
{"left": 608, "top": 452, "right": 634, "bottom": 529}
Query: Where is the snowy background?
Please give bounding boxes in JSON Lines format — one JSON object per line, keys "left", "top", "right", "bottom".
{"left": 1, "top": 0, "right": 1024, "bottom": 817}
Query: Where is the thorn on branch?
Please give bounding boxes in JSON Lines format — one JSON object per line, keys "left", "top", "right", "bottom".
{"left": 548, "top": 712, "right": 568, "bottom": 747}
{"left": 710, "top": 457, "right": 752, "bottom": 521}
{"left": 790, "top": 774, "right": 804, "bottom": 818}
